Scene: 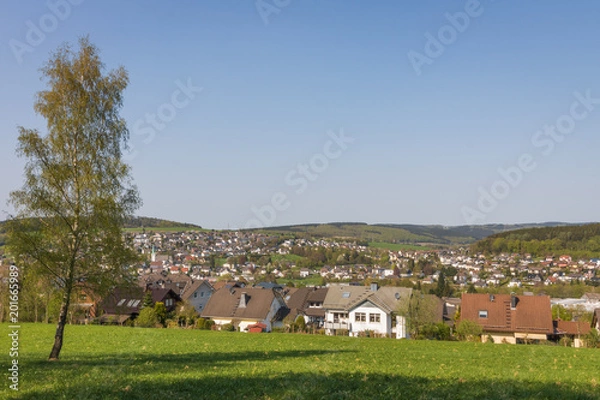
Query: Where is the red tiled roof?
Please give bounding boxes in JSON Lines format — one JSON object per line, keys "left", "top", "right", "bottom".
{"left": 461, "top": 293, "right": 553, "bottom": 334}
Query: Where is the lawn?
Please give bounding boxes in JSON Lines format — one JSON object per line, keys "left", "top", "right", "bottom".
{"left": 1, "top": 324, "right": 598, "bottom": 399}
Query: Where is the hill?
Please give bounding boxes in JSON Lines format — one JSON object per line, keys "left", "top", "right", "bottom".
{"left": 0, "top": 217, "right": 202, "bottom": 249}
{"left": 2, "top": 323, "right": 598, "bottom": 399}
{"left": 471, "top": 223, "right": 600, "bottom": 257}
{"left": 256, "top": 222, "right": 577, "bottom": 246}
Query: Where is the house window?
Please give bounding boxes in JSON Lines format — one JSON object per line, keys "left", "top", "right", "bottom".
{"left": 200, "top": 292, "right": 204, "bottom": 297}
{"left": 479, "top": 310, "right": 488, "bottom": 318}
{"left": 165, "top": 299, "right": 173, "bottom": 307}
{"left": 193, "top": 292, "right": 198, "bottom": 299}
{"left": 355, "top": 312, "right": 366, "bottom": 322}
{"left": 117, "top": 299, "right": 126, "bottom": 307}
{"left": 369, "top": 313, "right": 380, "bottom": 323}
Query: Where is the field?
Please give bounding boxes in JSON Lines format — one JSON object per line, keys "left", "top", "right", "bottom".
{"left": 368, "top": 242, "right": 435, "bottom": 251}
{"left": 2, "top": 324, "right": 599, "bottom": 399}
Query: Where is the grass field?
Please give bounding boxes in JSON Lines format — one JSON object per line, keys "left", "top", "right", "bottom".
{"left": 123, "top": 226, "right": 207, "bottom": 233}
{"left": 1, "top": 324, "right": 599, "bottom": 400}
{"left": 368, "top": 242, "right": 435, "bottom": 251}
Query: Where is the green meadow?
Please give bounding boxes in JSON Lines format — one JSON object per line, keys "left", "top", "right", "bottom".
{"left": 1, "top": 324, "right": 598, "bottom": 399}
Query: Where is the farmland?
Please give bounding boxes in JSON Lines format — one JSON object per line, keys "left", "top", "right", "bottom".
{"left": 1, "top": 324, "right": 598, "bottom": 399}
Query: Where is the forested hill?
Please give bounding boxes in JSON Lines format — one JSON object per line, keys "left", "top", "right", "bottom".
{"left": 471, "top": 223, "right": 600, "bottom": 258}
{"left": 257, "top": 222, "right": 575, "bottom": 246}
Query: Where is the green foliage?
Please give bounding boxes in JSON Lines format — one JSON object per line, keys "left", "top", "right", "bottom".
{"left": 142, "top": 291, "right": 154, "bottom": 309}
{"left": 552, "top": 305, "right": 572, "bottom": 321}
{"left": 455, "top": 320, "right": 483, "bottom": 342}
{"left": 397, "top": 291, "right": 441, "bottom": 339}
{"left": 471, "top": 223, "right": 600, "bottom": 257}
{"left": 154, "top": 302, "right": 167, "bottom": 326}
{"left": 584, "top": 328, "right": 599, "bottom": 348}
{"left": 195, "top": 317, "right": 206, "bottom": 329}
{"left": 294, "top": 315, "right": 306, "bottom": 332}
{"left": 4, "top": 323, "right": 600, "bottom": 400}
{"left": 135, "top": 308, "right": 158, "bottom": 328}
{"left": 204, "top": 319, "right": 215, "bottom": 330}
{"left": 221, "top": 323, "right": 235, "bottom": 332}
{"left": 6, "top": 37, "right": 140, "bottom": 360}
{"left": 417, "top": 323, "right": 452, "bottom": 341}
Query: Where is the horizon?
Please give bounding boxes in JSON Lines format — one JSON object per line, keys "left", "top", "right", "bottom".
{"left": 2, "top": 1, "right": 600, "bottom": 229}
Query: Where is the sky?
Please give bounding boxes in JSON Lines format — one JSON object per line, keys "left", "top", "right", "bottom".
{"left": 1, "top": 0, "right": 600, "bottom": 229}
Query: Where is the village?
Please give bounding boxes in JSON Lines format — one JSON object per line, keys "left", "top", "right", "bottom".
{"left": 45, "top": 229, "right": 597, "bottom": 348}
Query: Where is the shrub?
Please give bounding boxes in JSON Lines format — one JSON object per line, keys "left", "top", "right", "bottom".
{"left": 455, "top": 320, "right": 482, "bottom": 342}
{"left": 204, "top": 319, "right": 215, "bottom": 330}
{"left": 195, "top": 317, "right": 206, "bottom": 329}
{"left": 221, "top": 323, "right": 235, "bottom": 332}
{"left": 584, "top": 328, "right": 599, "bottom": 348}
{"left": 294, "top": 316, "right": 306, "bottom": 332}
{"left": 166, "top": 319, "right": 179, "bottom": 329}
{"left": 136, "top": 308, "right": 159, "bottom": 328}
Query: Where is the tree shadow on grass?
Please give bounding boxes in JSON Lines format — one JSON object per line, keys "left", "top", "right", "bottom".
{"left": 8, "top": 349, "right": 599, "bottom": 400}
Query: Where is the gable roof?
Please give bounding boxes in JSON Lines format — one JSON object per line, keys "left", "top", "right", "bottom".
{"left": 461, "top": 293, "right": 553, "bottom": 335}
{"left": 201, "top": 287, "right": 285, "bottom": 321}
{"left": 348, "top": 287, "right": 413, "bottom": 314}
{"left": 181, "top": 280, "right": 213, "bottom": 301}
{"left": 323, "top": 285, "right": 371, "bottom": 310}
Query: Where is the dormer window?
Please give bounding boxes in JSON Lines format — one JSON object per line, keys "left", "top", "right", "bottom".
{"left": 479, "top": 310, "right": 488, "bottom": 318}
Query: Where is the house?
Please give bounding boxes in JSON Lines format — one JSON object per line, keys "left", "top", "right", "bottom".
{"left": 460, "top": 293, "right": 553, "bottom": 344}
{"left": 323, "top": 284, "right": 371, "bottom": 335}
{"left": 100, "top": 287, "right": 181, "bottom": 324}
{"left": 552, "top": 320, "right": 591, "bottom": 348}
{"left": 181, "top": 280, "right": 214, "bottom": 314}
{"left": 201, "top": 286, "right": 287, "bottom": 332}
{"left": 323, "top": 284, "right": 413, "bottom": 338}
{"left": 347, "top": 286, "right": 413, "bottom": 338}
{"left": 282, "top": 287, "right": 329, "bottom": 328}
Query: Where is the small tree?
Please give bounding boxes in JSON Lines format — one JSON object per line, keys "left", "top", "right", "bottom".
{"left": 455, "top": 320, "right": 483, "bottom": 342}
{"left": 295, "top": 315, "right": 306, "bottom": 332}
{"left": 141, "top": 291, "right": 154, "bottom": 309}
{"left": 176, "top": 301, "right": 197, "bottom": 328}
{"left": 154, "top": 302, "right": 167, "bottom": 327}
{"left": 135, "top": 308, "right": 158, "bottom": 328}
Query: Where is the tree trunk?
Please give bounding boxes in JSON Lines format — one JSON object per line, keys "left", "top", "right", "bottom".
{"left": 48, "top": 283, "right": 72, "bottom": 360}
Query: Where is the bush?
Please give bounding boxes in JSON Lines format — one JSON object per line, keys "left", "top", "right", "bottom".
{"left": 455, "top": 320, "right": 482, "bottom": 342}
{"left": 136, "top": 308, "right": 159, "bottom": 328}
{"left": 195, "top": 317, "right": 206, "bottom": 329}
{"left": 221, "top": 323, "right": 235, "bottom": 332}
{"left": 166, "top": 319, "right": 179, "bottom": 329}
{"left": 584, "top": 328, "right": 599, "bottom": 348}
{"left": 294, "top": 316, "right": 306, "bottom": 332}
{"left": 204, "top": 319, "right": 215, "bottom": 330}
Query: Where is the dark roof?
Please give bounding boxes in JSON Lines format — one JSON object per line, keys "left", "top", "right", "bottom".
{"left": 461, "top": 293, "right": 553, "bottom": 334}
{"left": 101, "top": 287, "right": 145, "bottom": 315}
{"left": 201, "top": 287, "right": 285, "bottom": 321}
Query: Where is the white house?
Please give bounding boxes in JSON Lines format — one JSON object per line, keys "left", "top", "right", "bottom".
{"left": 181, "top": 280, "right": 214, "bottom": 314}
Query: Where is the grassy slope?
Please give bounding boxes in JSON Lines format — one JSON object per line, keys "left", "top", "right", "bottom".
{"left": 259, "top": 222, "right": 578, "bottom": 246}
{"left": 1, "top": 324, "right": 598, "bottom": 400}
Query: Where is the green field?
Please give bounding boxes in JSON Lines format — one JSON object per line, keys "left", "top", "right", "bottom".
{"left": 2, "top": 324, "right": 599, "bottom": 399}
{"left": 368, "top": 242, "right": 435, "bottom": 251}
{"left": 123, "top": 226, "right": 207, "bottom": 233}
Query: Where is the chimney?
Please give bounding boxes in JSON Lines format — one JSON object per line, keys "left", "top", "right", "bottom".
{"left": 240, "top": 292, "right": 248, "bottom": 308}
{"left": 510, "top": 293, "right": 518, "bottom": 309}
{"left": 371, "top": 283, "right": 378, "bottom": 292}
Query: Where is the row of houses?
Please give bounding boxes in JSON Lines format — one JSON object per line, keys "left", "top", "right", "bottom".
{"left": 82, "top": 279, "right": 599, "bottom": 346}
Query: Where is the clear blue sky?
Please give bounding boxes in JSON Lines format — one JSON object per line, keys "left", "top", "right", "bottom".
{"left": 1, "top": 0, "right": 599, "bottom": 229}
